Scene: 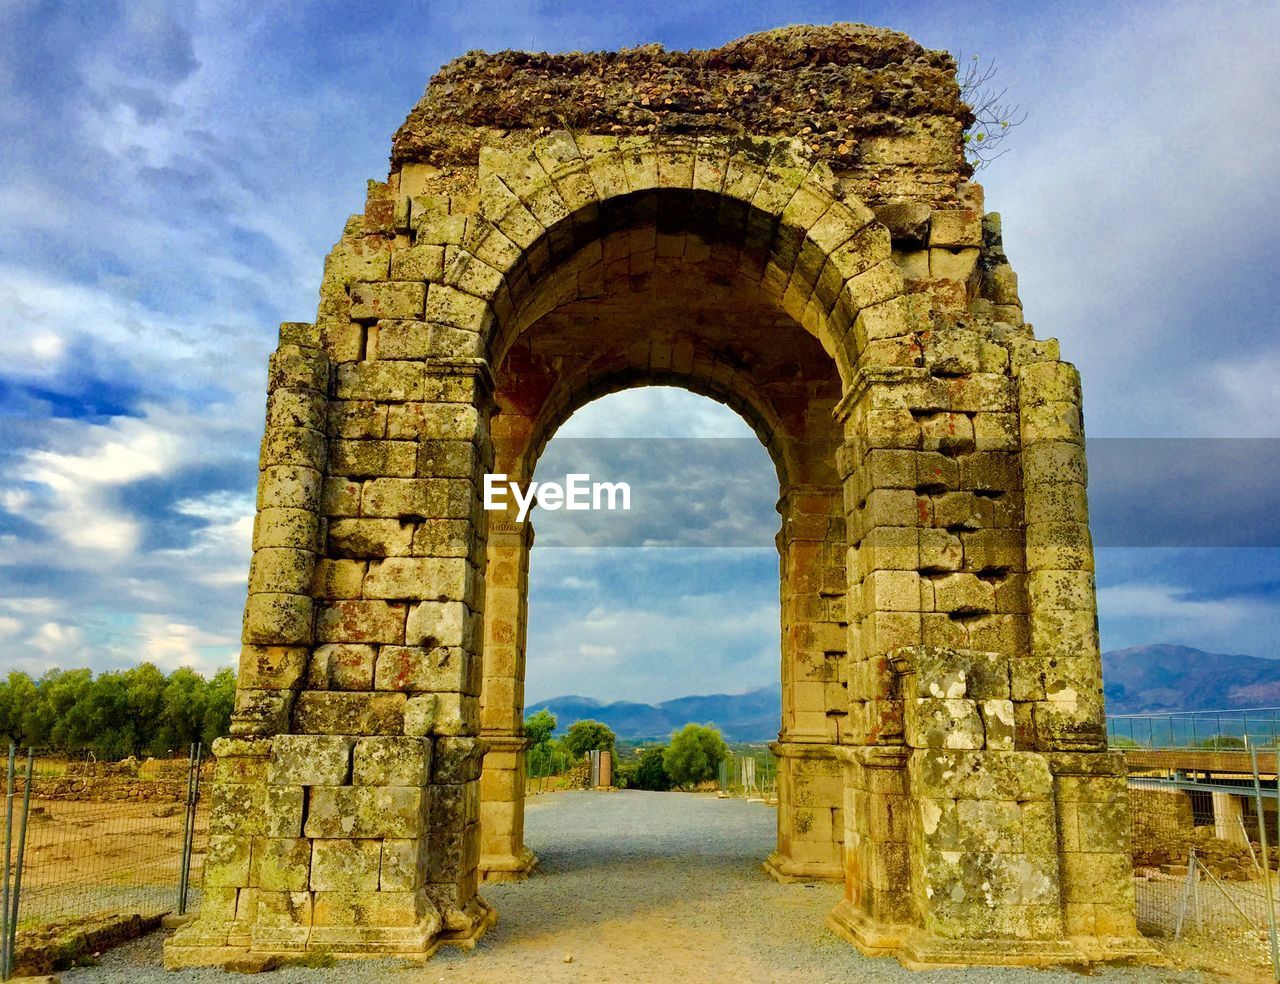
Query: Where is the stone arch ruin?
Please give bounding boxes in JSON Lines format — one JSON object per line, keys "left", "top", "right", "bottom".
{"left": 167, "top": 24, "right": 1156, "bottom": 969}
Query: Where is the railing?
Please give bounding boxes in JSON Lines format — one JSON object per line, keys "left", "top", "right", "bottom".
{"left": 1107, "top": 707, "right": 1280, "bottom": 750}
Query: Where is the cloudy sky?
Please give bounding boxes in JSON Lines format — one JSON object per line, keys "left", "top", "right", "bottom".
{"left": 0, "top": 0, "right": 1277, "bottom": 705}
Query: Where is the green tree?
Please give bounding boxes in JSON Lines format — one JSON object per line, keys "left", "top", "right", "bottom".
{"left": 631, "top": 745, "right": 672, "bottom": 791}
{"left": 663, "top": 723, "right": 728, "bottom": 789}
{"left": 524, "top": 709, "right": 557, "bottom": 750}
{"left": 0, "top": 672, "right": 37, "bottom": 745}
{"left": 201, "top": 668, "right": 237, "bottom": 747}
{"left": 562, "top": 719, "right": 616, "bottom": 759}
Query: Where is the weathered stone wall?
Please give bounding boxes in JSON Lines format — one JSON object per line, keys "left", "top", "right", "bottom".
{"left": 166, "top": 22, "right": 1150, "bottom": 971}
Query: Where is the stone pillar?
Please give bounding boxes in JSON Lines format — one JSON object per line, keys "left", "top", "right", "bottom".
{"left": 1016, "top": 358, "right": 1139, "bottom": 942}
{"left": 766, "top": 485, "right": 846, "bottom": 883}
{"left": 1213, "top": 792, "right": 1247, "bottom": 846}
{"left": 478, "top": 518, "right": 539, "bottom": 881}
{"left": 167, "top": 174, "right": 501, "bottom": 961}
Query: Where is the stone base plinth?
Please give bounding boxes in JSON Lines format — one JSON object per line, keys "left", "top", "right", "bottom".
{"left": 825, "top": 900, "right": 1160, "bottom": 969}
{"left": 479, "top": 846, "right": 540, "bottom": 883}
{"left": 164, "top": 897, "right": 495, "bottom": 968}
{"left": 762, "top": 850, "right": 841, "bottom": 884}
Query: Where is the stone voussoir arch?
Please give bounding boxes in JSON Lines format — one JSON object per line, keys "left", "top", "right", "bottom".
{"left": 434, "top": 133, "right": 908, "bottom": 385}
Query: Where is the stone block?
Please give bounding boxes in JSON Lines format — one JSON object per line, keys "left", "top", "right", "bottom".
{"left": 327, "top": 400, "right": 387, "bottom": 439}
{"left": 253, "top": 838, "right": 312, "bottom": 892}
{"left": 425, "top": 284, "right": 491, "bottom": 331}
{"left": 315, "top": 600, "right": 407, "bottom": 644}
{"left": 375, "top": 645, "right": 470, "bottom": 692}
{"left": 390, "top": 244, "right": 445, "bottom": 281}
{"left": 929, "top": 209, "right": 982, "bottom": 247}
{"left": 264, "top": 785, "right": 305, "bottom": 837}
{"left": 311, "top": 558, "right": 367, "bottom": 599}
{"left": 905, "top": 698, "right": 984, "bottom": 749}
{"left": 1026, "top": 570, "right": 1095, "bottom": 610}
{"left": 257, "top": 465, "right": 322, "bottom": 512}
{"left": 363, "top": 557, "right": 473, "bottom": 601}
{"left": 308, "top": 643, "right": 377, "bottom": 690}
{"left": 248, "top": 547, "right": 315, "bottom": 596}
{"left": 412, "top": 519, "right": 473, "bottom": 558}
{"left": 329, "top": 439, "right": 418, "bottom": 478}
{"left": 380, "top": 839, "right": 423, "bottom": 891}
{"left": 237, "top": 645, "right": 308, "bottom": 690}
{"left": 1024, "top": 480, "right": 1089, "bottom": 526}
{"left": 268, "top": 734, "right": 353, "bottom": 786}
{"left": 434, "top": 737, "right": 486, "bottom": 783}
{"left": 230, "top": 689, "right": 293, "bottom": 737}
{"left": 353, "top": 736, "right": 432, "bottom": 786}
{"left": 980, "top": 699, "right": 1016, "bottom": 750}
{"left": 242, "top": 592, "right": 313, "bottom": 646}
{"left": 931, "top": 573, "right": 994, "bottom": 615}
{"left": 405, "top": 600, "right": 471, "bottom": 647}
{"left": 292, "top": 691, "right": 406, "bottom": 735}
{"left": 321, "top": 477, "right": 362, "bottom": 517}
{"left": 928, "top": 247, "right": 979, "bottom": 283}
{"left": 431, "top": 780, "right": 480, "bottom": 830}
{"left": 335, "top": 361, "right": 426, "bottom": 402}
{"left": 205, "top": 834, "right": 253, "bottom": 887}
{"left": 1022, "top": 399, "right": 1084, "bottom": 446}
{"left": 1025, "top": 521, "right": 1093, "bottom": 572}
{"left": 305, "top": 785, "right": 427, "bottom": 838}
{"left": 350, "top": 281, "right": 426, "bottom": 321}
{"left": 361, "top": 477, "right": 472, "bottom": 519}
{"left": 310, "top": 838, "right": 382, "bottom": 892}
{"left": 324, "top": 240, "right": 392, "bottom": 286}
{"left": 259, "top": 425, "right": 326, "bottom": 470}
{"left": 209, "top": 784, "right": 267, "bottom": 836}
{"left": 912, "top": 749, "right": 1053, "bottom": 801}
{"left": 268, "top": 347, "right": 328, "bottom": 393}
{"left": 328, "top": 518, "right": 415, "bottom": 558}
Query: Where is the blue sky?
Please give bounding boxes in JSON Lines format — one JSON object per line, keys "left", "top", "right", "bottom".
{"left": 0, "top": 0, "right": 1277, "bottom": 704}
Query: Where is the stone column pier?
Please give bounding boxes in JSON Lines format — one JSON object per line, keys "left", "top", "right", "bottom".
{"left": 478, "top": 518, "right": 539, "bottom": 881}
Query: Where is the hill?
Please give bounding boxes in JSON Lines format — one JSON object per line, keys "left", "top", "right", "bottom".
{"left": 1102, "top": 644, "right": 1280, "bottom": 713}
{"left": 526, "top": 686, "right": 781, "bottom": 742}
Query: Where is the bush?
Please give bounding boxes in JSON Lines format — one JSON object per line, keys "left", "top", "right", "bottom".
{"left": 663, "top": 724, "right": 728, "bottom": 789}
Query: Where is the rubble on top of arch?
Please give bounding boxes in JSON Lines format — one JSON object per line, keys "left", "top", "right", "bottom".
{"left": 390, "top": 23, "right": 974, "bottom": 208}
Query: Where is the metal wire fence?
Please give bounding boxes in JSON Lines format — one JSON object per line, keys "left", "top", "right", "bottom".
{"left": 0, "top": 745, "right": 207, "bottom": 979}
{"left": 1128, "top": 740, "right": 1280, "bottom": 979}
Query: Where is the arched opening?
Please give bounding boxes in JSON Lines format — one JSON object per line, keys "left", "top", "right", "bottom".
{"left": 475, "top": 187, "right": 853, "bottom": 885}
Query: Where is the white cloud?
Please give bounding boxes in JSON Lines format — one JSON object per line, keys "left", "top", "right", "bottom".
{"left": 11, "top": 413, "right": 187, "bottom": 554}
{"left": 113, "top": 614, "right": 238, "bottom": 674}
{"left": 26, "top": 621, "right": 85, "bottom": 660}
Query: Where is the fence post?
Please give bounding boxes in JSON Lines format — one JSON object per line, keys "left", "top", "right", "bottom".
{"left": 1250, "top": 744, "right": 1280, "bottom": 979}
{"left": 4, "top": 751, "right": 33, "bottom": 980}
{"left": 1, "top": 744, "right": 14, "bottom": 980}
{"left": 178, "top": 743, "right": 203, "bottom": 916}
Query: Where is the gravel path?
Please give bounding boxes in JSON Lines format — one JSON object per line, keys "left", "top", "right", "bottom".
{"left": 66, "top": 790, "right": 1216, "bottom": 983}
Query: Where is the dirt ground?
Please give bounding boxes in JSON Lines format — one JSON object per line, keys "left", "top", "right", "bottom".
{"left": 14, "top": 797, "right": 206, "bottom": 927}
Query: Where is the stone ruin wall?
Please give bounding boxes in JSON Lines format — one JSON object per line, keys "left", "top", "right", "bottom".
{"left": 165, "top": 23, "right": 1152, "bottom": 969}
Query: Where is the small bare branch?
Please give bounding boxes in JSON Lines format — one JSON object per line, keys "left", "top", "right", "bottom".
{"left": 956, "top": 52, "right": 1027, "bottom": 169}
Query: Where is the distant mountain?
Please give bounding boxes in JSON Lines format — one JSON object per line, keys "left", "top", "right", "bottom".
{"left": 1103, "top": 644, "right": 1280, "bottom": 713}
{"left": 526, "top": 685, "right": 781, "bottom": 742}
{"left": 528, "top": 646, "right": 1280, "bottom": 741}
